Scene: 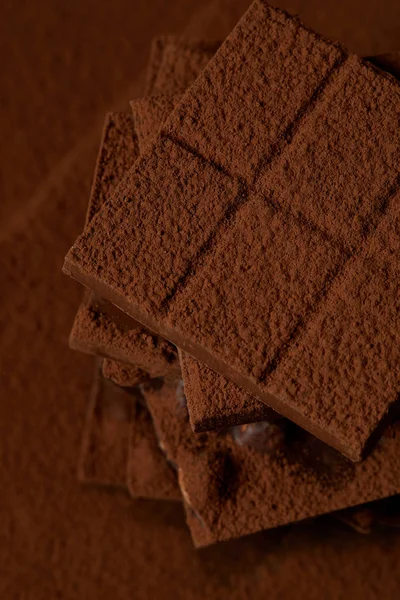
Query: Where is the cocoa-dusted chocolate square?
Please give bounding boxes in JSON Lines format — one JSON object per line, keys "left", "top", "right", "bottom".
{"left": 180, "top": 50, "right": 400, "bottom": 433}
{"left": 143, "top": 378, "right": 400, "bottom": 547}
{"left": 64, "top": 2, "right": 400, "bottom": 460}
{"left": 147, "top": 37, "right": 220, "bottom": 96}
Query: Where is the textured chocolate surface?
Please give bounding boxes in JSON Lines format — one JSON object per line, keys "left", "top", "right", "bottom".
{"left": 65, "top": 2, "right": 400, "bottom": 460}
{"left": 132, "top": 63, "right": 275, "bottom": 430}
{"left": 180, "top": 50, "right": 400, "bottom": 431}
{"left": 144, "top": 378, "right": 400, "bottom": 546}
{"left": 77, "top": 38, "right": 221, "bottom": 499}
{"left": 70, "top": 36, "right": 222, "bottom": 377}
{"left": 68, "top": 112, "right": 178, "bottom": 377}
{"left": 102, "top": 358, "right": 149, "bottom": 387}
{"left": 5, "top": 0, "right": 400, "bottom": 597}
{"left": 131, "top": 95, "right": 177, "bottom": 153}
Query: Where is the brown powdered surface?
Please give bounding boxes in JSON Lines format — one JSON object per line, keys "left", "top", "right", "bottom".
{"left": 144, "top": 378, "right": 400, "bottom": 546}
{"left": 5, "top": 0, "right": 400, "bottom": 597}
{"left": 102, "top": 358, "right": 149, "bottom": 387}
{"left": 71, "top": 292, "right": 178, "bottom": 376}
{"left": 77, "top": 37, "right": 223, "bottom": 497}
{"left": 130, "top": 59, "right": 275, "bottom": 431}
{"left": 179, "top": 50, "right": 400, "bottom": 432}
{"left": 65, "top": 1, "right": 400, "bottom": 460}
{"left": 70, "top": 36, "right": 222, "bottom": 377}
{"left": 150, "top": 38, "right": 220, "bottom": 94}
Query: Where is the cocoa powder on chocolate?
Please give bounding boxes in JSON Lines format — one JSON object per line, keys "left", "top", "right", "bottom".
{"left": 144, "top": 378, "right": 400, "bottom": 546}
{"left": 65, "top": 2, "right": 400, "bottom": 461}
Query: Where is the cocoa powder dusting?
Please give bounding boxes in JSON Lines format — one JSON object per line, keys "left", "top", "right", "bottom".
{"left": 65, "top": 2, "right": 400, "bottom": 460}
{"left": 5, "top": 0, "right": 400, "bottom": 597}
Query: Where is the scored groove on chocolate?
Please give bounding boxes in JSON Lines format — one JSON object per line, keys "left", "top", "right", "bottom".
{"left": 65, "top": 2, "right": 400, "bottom": 459}
{"left": 157, "top": 49, "right": 400, "bottom": 434}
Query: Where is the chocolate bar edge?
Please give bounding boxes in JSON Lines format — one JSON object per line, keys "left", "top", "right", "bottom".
{"left": 63, "top": 257, "right": 366, "bottom": 462}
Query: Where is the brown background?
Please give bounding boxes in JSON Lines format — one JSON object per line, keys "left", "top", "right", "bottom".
{"left": 1, "top": 1, "right": 400, "bottom": 598}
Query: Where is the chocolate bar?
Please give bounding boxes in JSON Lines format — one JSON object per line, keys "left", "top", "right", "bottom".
{"left": 143, "top": 377, "right": 400, "bottom": 546}
{"left": 135, "top": 50, "right": 400, "bottom": 434}
{"left": 65, "top": 2, "right": 400, "bottom": 460}
{"left": 78, "top": 37, "right": 220, "bottom": 497}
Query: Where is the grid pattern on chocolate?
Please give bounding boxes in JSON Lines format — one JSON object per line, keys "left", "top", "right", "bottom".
{"left": 165, "top": 50, "right": 400, "bottom": 456}
{"left": 179, "top": 50, "right": 400, "bottom": 433}
{"left": 102, "top": 358, "right": 149, "bottom": 387}
{"left": 180, "top": 351, "right": 273, "bottom": 432}
{"left": 70, "top": 37, "right": 223, "bottom": 374}
{"left": 65, "top": 2, "right": 400, "bottom": 459}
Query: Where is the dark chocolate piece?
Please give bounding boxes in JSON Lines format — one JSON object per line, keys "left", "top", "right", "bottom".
{"left": 180, "top": 351, "right": 273, "bottom": 431}
{"left": 70, "top": 37, "right": 221, "bottom": 378}
{"left": 77, "top": 38, "right": 222, "bottom": 497}
{"left": 65, "top": 2, "right": 400, "bottom": 460}
{"left": 144, "top": 378, "right": 400, "bottom": 547}
{"left": 179, "top": 51, "right": 400, "bottom": 433}
{"left": 71, "top": 290, "right": 177, "bottom": 377}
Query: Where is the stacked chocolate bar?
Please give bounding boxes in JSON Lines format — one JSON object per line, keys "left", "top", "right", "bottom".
{"left": 64, "top": 1, "right": 400, "bottom": 547}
